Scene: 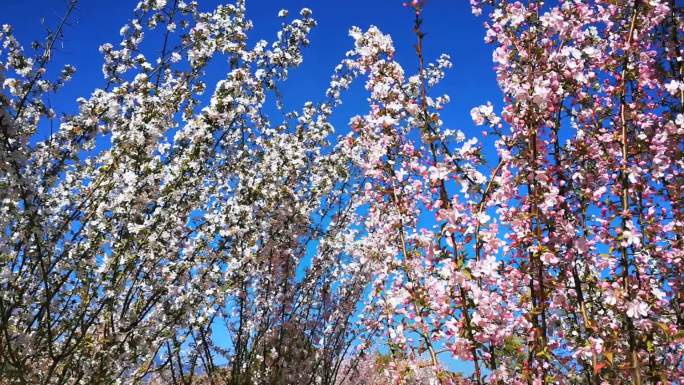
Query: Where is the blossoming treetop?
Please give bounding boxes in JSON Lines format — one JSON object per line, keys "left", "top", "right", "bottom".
{"left": 0, "top": 0, "right": 682, "bottom": 384}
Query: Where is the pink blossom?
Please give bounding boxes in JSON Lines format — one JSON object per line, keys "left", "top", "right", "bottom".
{"left": 626, "top": 300, "right": 649, "bottom": 319}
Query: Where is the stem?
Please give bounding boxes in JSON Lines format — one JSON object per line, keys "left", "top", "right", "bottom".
{"left": 619, "top": 3, "right": 642, "bottom": 385}
{"left": 411, "top": 6, "right": 485, "bottom": 384}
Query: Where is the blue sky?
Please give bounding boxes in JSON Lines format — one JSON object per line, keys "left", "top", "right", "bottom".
{"left": 3, "top": 0, "right": 502, "bottom": 376}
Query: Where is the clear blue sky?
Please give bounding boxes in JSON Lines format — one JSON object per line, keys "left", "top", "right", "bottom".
{"left": 3, "top": 0, "right": 502, "bottom": 375}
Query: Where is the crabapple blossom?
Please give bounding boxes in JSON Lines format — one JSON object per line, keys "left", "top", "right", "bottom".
{"left": 340, "top": 0, "right": 683, "bottom": 384}
{"left": 1, "top": 1, "right": 682, "bottom": 384}
{"left": 0, "top": 1, "right": 371, "bottom": 384}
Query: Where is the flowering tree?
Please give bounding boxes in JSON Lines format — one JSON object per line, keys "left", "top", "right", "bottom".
{"left": 341, "top": 0, "right": 683, "bottom": 384}
{"left": 0, "top": 1, "right": 371, "bottom": 384}
{"left": 1, "top": 0, "right": 682, "bottom": 384}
